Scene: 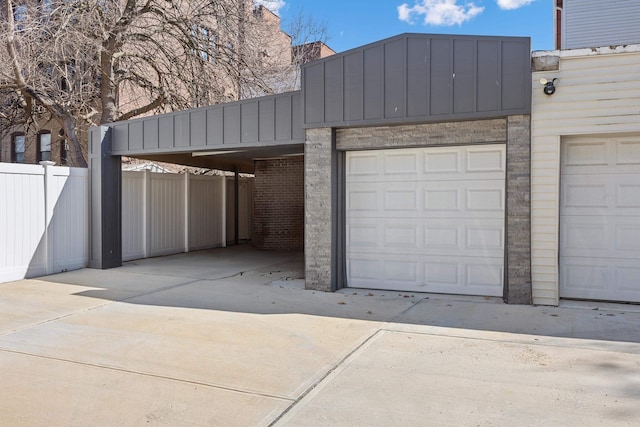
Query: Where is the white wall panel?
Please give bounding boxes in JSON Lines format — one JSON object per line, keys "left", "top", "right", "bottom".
{"left": 0, "top": 163, "right": 88, "bottom": 283}
{"left": 50, "top": 168, "right": 88, "bottom": 272}
{"left": 531, "top": 50, "right": 640, "bottom": 305}
{"left": 149, "top": 173, "right": 185, "bottom": 257}
{"left": 122, "top": 171, "right": 146, "bottom": 261}
{"left": 190, "top": 176, "right": 225, "bottom": 250}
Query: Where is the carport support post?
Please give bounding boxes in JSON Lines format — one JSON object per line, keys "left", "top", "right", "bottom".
{"left": 88, "top": 126, "right": 122, "bottom": 269}
{"left": 505, "top": 115, "right": 532, "bottom": 304}
{"left": 304, "top": 128, "right": 338, "bottom": 291}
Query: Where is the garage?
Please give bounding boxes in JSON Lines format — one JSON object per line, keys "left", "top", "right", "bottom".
{"left": 560, "top": 135, "right": 640, "bottom": 302}
{"left": 346, "top": 145, "right": 505, "bottom": 296}
{"left": 90, "top": 33, "right": 533, "bottom": 304}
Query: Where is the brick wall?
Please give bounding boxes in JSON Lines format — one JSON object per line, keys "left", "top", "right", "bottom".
{"left": 253, "top": 156, "right": 304, "bottom": 251}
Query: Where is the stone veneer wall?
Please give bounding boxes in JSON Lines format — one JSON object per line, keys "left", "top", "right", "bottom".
{"left": 304, "top": 117, "right": 532, "bottom": 304}
{"left": 304, "top": 128, "right": 334, "bottom": 291}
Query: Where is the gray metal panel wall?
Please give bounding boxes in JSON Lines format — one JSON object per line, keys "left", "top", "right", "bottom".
{"left": 301, "top": 33, "right": 531, "bottom": 128}
{"left": 110, "top": 91, "right": 304, "bottom": 156}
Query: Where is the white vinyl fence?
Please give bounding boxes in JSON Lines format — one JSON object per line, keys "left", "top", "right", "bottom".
{"left": 0, "top": 162, "right": 88, "bottom": 283}
{"left": 2, "top": 165, "right": 253, "bottom": 284}
{"left": 122, "top": 171, "right": 227, "bottom": 261}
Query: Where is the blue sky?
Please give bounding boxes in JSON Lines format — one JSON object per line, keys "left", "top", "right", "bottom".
{"left": 257, "top": 0, "right": 554, "bottom": 53}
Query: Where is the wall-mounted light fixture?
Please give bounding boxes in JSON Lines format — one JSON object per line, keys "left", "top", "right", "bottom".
{"left": 540, "top": 77, "right": 558, "bottom": 95}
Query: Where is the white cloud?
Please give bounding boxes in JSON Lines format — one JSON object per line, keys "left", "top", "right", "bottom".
{"left": 398, "top": 0, "right": 484, "bottom": 26}
{"left": 254, "top": 0, "right": 286, "bottom": 15}
{"left": 496, "top": 0, "right": 535, "bottom": 10}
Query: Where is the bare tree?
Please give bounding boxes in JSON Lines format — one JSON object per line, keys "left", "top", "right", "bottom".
{"left": 1, "top": 0, "right": 323, "bottom": 167}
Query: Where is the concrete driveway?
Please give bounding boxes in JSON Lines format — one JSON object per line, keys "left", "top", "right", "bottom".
{"left": 1, "top": 245, "right": 639, "bottom": 426}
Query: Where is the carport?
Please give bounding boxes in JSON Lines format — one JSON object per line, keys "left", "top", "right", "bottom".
{"left": 89, "top": 33, "right": 533, "bottom": 304}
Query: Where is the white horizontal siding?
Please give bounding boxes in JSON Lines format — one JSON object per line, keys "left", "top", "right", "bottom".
{"left": 564, "top": 0, "right": 640, "bottom": 49}
{"left": 531, "top": 50, "right": 640, "bottom": 305}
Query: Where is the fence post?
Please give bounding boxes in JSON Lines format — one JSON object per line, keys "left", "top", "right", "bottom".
{"left": 221, "top": 175, "right": 226, "bottom": 248}
{"left": 184, "top": 173, "right": 190, "bottom": 253}
{"left": 41, "top": 161, "right": 56, "bottom": 275}
{"left": 143, "top": 169, "right": 151, "bottom": 258}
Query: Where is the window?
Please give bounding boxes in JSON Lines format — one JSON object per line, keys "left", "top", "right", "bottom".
{"left": 192, "top": 26, "right": 217, "bottom": 63}
{"left": 12, "top": 134, "right": 26, "bottom": 163}
{"left": 38, "top": 131, "right": 51, "bottom": 162}
{"left": 59, "top": 139, "right": 69, "bottom": 165}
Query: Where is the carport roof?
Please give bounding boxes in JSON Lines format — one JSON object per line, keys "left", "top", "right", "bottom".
{"left": 99, "top": 32, "right": 531, "bottom": 173}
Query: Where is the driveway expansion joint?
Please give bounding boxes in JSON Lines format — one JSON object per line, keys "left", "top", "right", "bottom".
{"left": 0, "top": 347, "right": 294, "bottom": 402}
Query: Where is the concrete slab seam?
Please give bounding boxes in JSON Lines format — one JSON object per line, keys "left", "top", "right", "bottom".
{"left": 267, "top": 328, "right": 388, "bottom": 426}
{"left": 0, "top": 347, "right": 294, "bottom": 402}
{"left": 380, "top": 326, "right": 640, "bottom": 355}
{"left": 0, "top": 301, "right": 114, "bottom": 338}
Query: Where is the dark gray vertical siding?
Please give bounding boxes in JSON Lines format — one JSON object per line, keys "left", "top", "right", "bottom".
{"left": 291, "top": 92, "right": 304, "bottom": 140}
{"left": 158, "top": 116, "right": 173, "bottom": 148}
{"left": 301, "top": 33, "right": 531, "bottom": 128}
{"left": 110, "top": 92, "right": 304, "bottom": 156}
{"left": 406, "top": 37, "right": 430, "bottom": 118}
{"left": 453, "top": 39, "right": 475, "bottom": 114}
{"left": 259, "top": 98, "right": 275, "bottom": 141}
{"left": 241, "top": 102, "right": 259, "bottom": 143}
{"left": 174, "top": 113, "right": 190, "bottom": 147}
{"left": 344, "top": 51, "right": 364, "bottom": 121}
{"left": 143, "top": 119, "right": 159, "bottom": 150}
{"left": 129, "top": 121, "right": 144, "bottom": 150}
{"left": 363, "top": 45, "right": 383, "bottom": 120}
{"left": 324, "top": 57, "right": 343, "bottom": 123}
{"left": 304, "top": 63, "right": 324, "bottom": 125}
{"left": 190, "top": 110, "right": 206, "bottom": 146}
{"left": 206, "top": 108, "right": 224, "bottom": 145}
{"left": 501, "top": 41, "right": 530, "bottom": 111}
{"left": 223, "top": 104, "right": 241, "bottom": 145}
{"left": 430, "top": 38, "right": 452, "bottom": 116}
{"left": 477, "top": 40, "right": 501, "bottom": 112}
{"left": 275, "top": 94, "right": 292, "bottom": 141}
{"left": 112, "top": 124, "right": 128, "bottom": 152}
{"left": 384, "top": 39, "right": 406, "bottom": 119}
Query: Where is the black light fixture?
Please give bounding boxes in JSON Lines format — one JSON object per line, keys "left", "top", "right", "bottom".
{"left": 540, "top": 77, "right": 558, "bottom": 95}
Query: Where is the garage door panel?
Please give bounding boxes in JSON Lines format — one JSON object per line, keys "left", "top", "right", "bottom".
{"left": 561, "top": 217, "right": 640, "bottom": 260}
{"left": 615, "top": 140, "right": 640, "bottom": 165}
{"left": 616, "top": 181, "right": 640, "bottom": 207}
{"left": 467, "top": 188, "right": 504, "bottom": 212}
{"left": 466, "top": 147, "right": 505, "bottom": 173}
{"left": 563, "top": 141, "right": 609, "bottom": 167}
{"left": 561, "top": 257, "right": 640, "bottom": 302}
{"left": 347, "top": 218, "right": 504, "bottom": 256}
{"left": 348, "top": 182, "right": 504, "bottom": 218}
{"left": 560, "top": 135, "right": 640, "bottom": 303}
{"left": 346, "top": 145, "right": 505, "bottom": 296}
{"left": 348, "top": 255, "right": 503, "bottom": 296}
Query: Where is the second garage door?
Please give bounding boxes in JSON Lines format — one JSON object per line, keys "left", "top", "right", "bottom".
{"left": 560, "top": 135, "right": 640, "bottom": 303}
{"left": 346, "top": 145, "right": 506, "bottom": 296}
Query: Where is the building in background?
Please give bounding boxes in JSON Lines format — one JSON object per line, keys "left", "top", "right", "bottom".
{"left": 0, "top": 2, "right": 333, "bottom": 166}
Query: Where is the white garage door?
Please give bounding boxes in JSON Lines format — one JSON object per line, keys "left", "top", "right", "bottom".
{"left": 560, "top": 135, "right": 640, "bottom": 302}
{"left": 346, "top": 145, "right": 505, "bottom": 296}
